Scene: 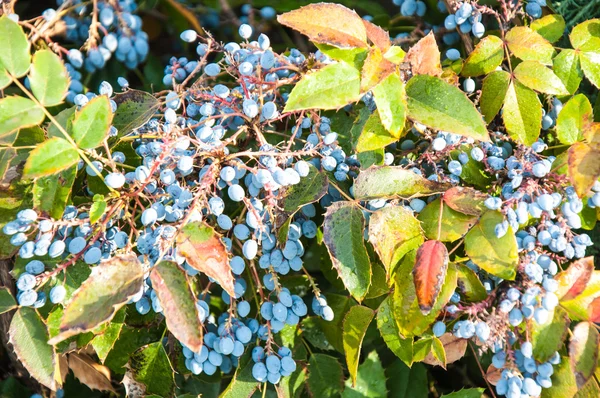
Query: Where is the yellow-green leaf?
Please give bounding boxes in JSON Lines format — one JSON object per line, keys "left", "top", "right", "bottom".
{"left": 502, "top": 80, "right": 542, "bottom": 145}
{"left": 570, "top": 19, "right": 600, "bottom": 52}
{"left": 513, "top": 60, "right": 569, "bottom": 95}
{"left": 464, "top": 211, "right": 519, "bottom": 280}
{"left": 356, "top": 111, "right": 397, "bottom": 152}
{"left": 0, "top": 96, "right": 45, "bottom": 138}
{"left": 556, "top": 94, "right": 593, "bottom": 145}
{"left": 579, "top": 51, "right": 600, "bottom": 89}
{"left": 29, "top": 49, "right": 70, "bottom": 106}
{"left": 0, "top": 15, "right": 31, "bottom": 77}
{"left": 553, "top": 49, "right": 583, "bottom": 95}
{"left": 461, "top": 35, "right": 504, "bottom": 77}
{"left": 342, "top": 305, "right": 375, "bottom": 385}
{"left": 479, "top": 70, "right": 511, "bottom": 124}
{"left": 284, "top": 62, "right": 361, "bottom": 112}
{"left": 372, "top": 72, "right": 406, "bottom": 137}
{"left": 23, "top": 137, "right": 79, "bottom": 179}
{"left": 531, "top": 14, "right": 566, "bottom": 43}
{"left": 72, "top": 96, "right": 113, "bottom": 149}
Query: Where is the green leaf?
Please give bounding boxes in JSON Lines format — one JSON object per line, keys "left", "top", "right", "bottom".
{"left": 532, "top": 306, "right": 569, "bottom": 363}
{"left": 405, "top": 74, "right": 489, "bottom": 141}
{"left": 0, "top": 287, "right": 16, "bottom": 314}
{"left": 315, "top": 43, "right": 368, "bottom": 69}
{"left": 33, "top": 166, "right": 76, "bottom": 219}
{"left": 149, "top": 261, "right": 204, "bottom": 352}
{"left": 450, "top": 147, "right": 492, "bottom": 189}
{"left": 23, "top": 137, "right": 79, "bottom": 179}
{"left": 0, "top": 15, "right": 31, "bottom": 77}
{"left": 284, "top": 62, "right": 361, "bottom": 112}
{"left": 502, "top": 80, "right": 542, "bottom": 146}
{"left": 175, "top": 222, "right": 235, "bottom": 297}
{"left": 441, "top": 388, "right": 485, "bottom": 398}
{"left": 0, "top": 68, "right": 9, "bottom": 89}
{"left": 91, "top": 307, "right": 126, "bottom": 363}
{"left": 130, "top": 342, "right": 175, "bottom": 397}
{"left": 431, "top": 336, "right": 447, "bottom": 368}
{"left": 392, "top": 252, "right": 458, "bottom": 337}
{"left": 29, "top": 49, "right": 69, "bottom": 106}
{"left": 531, "top": 14, "right": 566, "bottom": 43}
{"left": 323, "top": 202, "right": 371, "bottom": 301}
{"left": 89, "top": 195, "right": 107, "bottom": 224}
{"left": 569, "top": 322, "right": 599, "bottom": 388}
{"left": 342, "top": 351, "right": 387, "bottom": 398}
{"left": 464, "top": 211, "right": 519, "bottom": 280}
{"left": 579, "top": 205, "right": 597, "bottom": 230}
{"left": 386, "top": 360, "right": 428, "bottom": 398}
{"left": 342, "top": 305, "right": 375, "bottom": 385}
{"left": 0, "top": 96, "right": 45, "bottom": 138}
{"left": 579, "top": 51, "right": 600, "bottom": 89}
{"left": 372, "top": 72, "right": 406, "bottom": 137}
{"left": 479, "top": 70, "right": 511, "bottom": 123}
{"left": 368, "top": 204, "right": 424, "bottom": 275}
{"left": 104, "top": 326, "right": 164, "bottom": 375}
{"left": 556, "top": 94, "right": 593, "bottom": 145}
{"left": 8, "top": 308, "right": 57, "bottom": 390}
{"left": 505, "top": 26, "right": 556, "bottom": 65}
{"left": 356, "top": 111, "right": 397, "bottom": 152}
{"left": 461, "top": 35, "right": 504, "bottom": 77}
{"left": 306, "top": 354, "right": 343, "bottom": 397}
{"left": 72, "top": 96, "right": 113, "bottom": 149}
{"left": 569, "top": 19, "right": 600, "bottom": 52}
{"left": 513, "top": 60, "right": 569, "bottom": 95}
{"left": 553, "top": 49, "right": 584, "bottom": 95}
{"left": 48, "top": 254, "right": 144, "bottom": 344}
{"left": 317, "top": 293, "right": 355, "bottom": 353}
{"left": 47, "top": 106, "right": 76, "bottom": 139}
{"left": 219, "top": 350, "right": 259, "bottom": 398}
{"left": 353, "top": 166, "right": 451, "bottom": 200}
{"left": 417, "top": 198, "right": 478, "bottom": 242}
{"left": 112, "top": 89, "right": 161, "bottom": 136}
{"left": 456, "top": 264, "right": 487, "bottom": 302}
{"left": 366, "top": 260, "right": 389, "bottom": 299}
{"left": 377, "top": 297, "right": 413, "bottom": 366}
{"left": 280, "top": 164, "right": 328, "bottom": 214}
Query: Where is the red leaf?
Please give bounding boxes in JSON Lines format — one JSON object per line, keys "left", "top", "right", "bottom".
{"left": 150, "top": 261, "right": 204, "bottom": 352}
{"left": 362, "top": 20, "right": 390, "bottom": 51}
{"left": 175, "top": 222, "right": 235, "bottom": 297}
{"left": 404, "top": 31, "right": 442, "bottom": 77}
{"left": 277, "top": 3, "right": 368, "bottom": 48}
{"left": 588, "top": 296, "right": 600, "bottom": 322}
{"left": 555, "top": 257, "right": 594, "bottom": 301}
{"left": 413, "top": 240, "right": 449, "bottom": 314}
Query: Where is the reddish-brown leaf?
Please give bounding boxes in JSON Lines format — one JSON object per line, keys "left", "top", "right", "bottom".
{"left": 363, "top": 20, "right": 391, "bottom": 51}
{"left": 150, "top": 261, "right": 204, "bottom": 352}
{"left": 277, "top": 3, "right": 367, "bottom": 48}
{"left": 442, "top": 186, "right": 488, "bottom": 216}
{"left": 404, "top": 32, "right": 442, "bottom": 76}
{"left": 588, "top": 296, "right": 600, "bottom": 322}
{"left": 555, "top": 257, "right": 595, "bottom": 301}
{"left": 413, "top": 240, "right": 449, "bottom": 314}
{"left": 423, "top": 333, "right": 467, "bottom": 367}
{"left": 569, "top": 322, "right": 600, "bottom": 388}
{"left": 486, "top": 365, "right": 503, "bottom": 386}
{"left": 175, "top": 222, "right": 235, "bottom": 297}
{"left": 568, "top": 142, "right": 600, "bottom": 197}
{"left": 360, "top": 47, "right": 396, "bottom": 92}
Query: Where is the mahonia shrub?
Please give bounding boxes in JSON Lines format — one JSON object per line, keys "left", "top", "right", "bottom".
{"left": 0, "top": 0, "right": 599, "bottom": 397}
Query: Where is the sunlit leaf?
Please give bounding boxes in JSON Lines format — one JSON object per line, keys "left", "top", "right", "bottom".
{"left": 360, "top": 47, "right": 395, "bottom": 92}
{"left": 0, "top": 96, "right": 45, "bottom": 138}
{"left": 372, "top": 72, "right": 406, "bottom": 137}
{"left": 404, "top": 32, "right": 442, "bottom": 77}
{"left": 568, "top": 142, "right": 600, "bottom": 197}
{"left": 405, "top": 74, "right": 489, "bottom": 141}
{"left": 513, "top": 60, "right": 569, "bottom": 95}
{"left": 23, "top": 137, "right": 79, "bottom": 179}
{"left": 479, "top": 70, "right": 511, "bottom": 124}
{"left": 503, "top": 80, "right": 542, "bottom": 146}
{"left": 531, "top": 14, "right": 566, "bottom": 43}
{"left": 505, "top": 26, "right": 556, "bottom": 65}
{"left": 0, "top": 15, "right": 31, "bottom": 77}
{"left": 112, "top": 89, "right": 160, "bottom": 137}
{"left": 29, "top": 49, "right": 69, "bottom": 106}
{"left": 569, "top": 19, "right": 600, "bottom": 52}
{"left": 461, "top": 35, "right": 504, "bottom": 77}
{"left": 277, "top": 3, "right": 367, "bottom": 48}
{"left": 553, "top": 49, "right": 584, "bottom": 95}
{"left": 72, "top": 96, "right": 113, "bottom": 149}
{"left": 532, "top": 306, "right": 569, "bottom": 362}
{"left": 343, "top": 305, "right": 375, "bottom": 385}
{"left": 569, "top": 322, "right": 599, "bottom": 388}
